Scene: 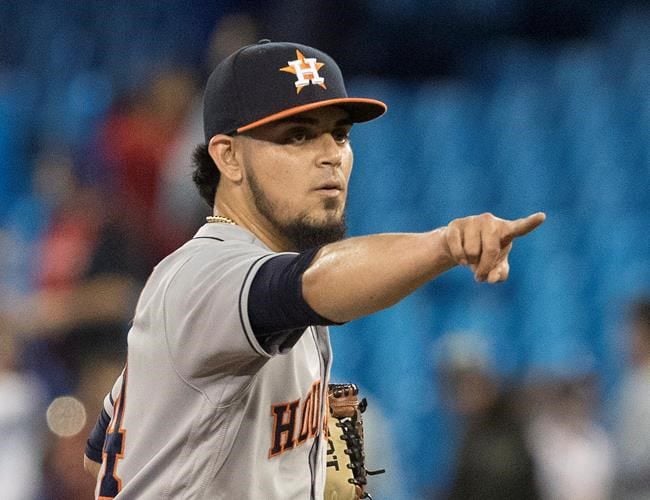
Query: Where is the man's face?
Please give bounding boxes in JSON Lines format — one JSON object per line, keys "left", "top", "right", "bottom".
{"left": 236, "top": 106, "right": 353, "bottom": 251}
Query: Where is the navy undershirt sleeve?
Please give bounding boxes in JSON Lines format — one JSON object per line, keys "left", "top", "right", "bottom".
{"left": 248, "top": 246, "right": 344, "bottom": 352}
{"left": 85, "top": 407, "right": 111, "bottom": 463}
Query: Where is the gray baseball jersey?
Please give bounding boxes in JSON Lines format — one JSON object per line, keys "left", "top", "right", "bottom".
{"left": 94, "top": 223, "right": 332, "bottom": 499}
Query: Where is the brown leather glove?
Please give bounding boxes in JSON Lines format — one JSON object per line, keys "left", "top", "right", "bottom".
{"left": 325, "top": 384, "right": 384, "bottom": 500}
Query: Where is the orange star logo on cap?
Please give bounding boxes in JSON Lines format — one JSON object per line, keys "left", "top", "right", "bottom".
{"left": 279, "top": 50, "right": 327, "bottom": 94}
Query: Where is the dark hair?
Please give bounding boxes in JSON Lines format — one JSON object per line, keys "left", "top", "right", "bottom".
{"left": 191, "top": 143, "right": 220, "bottom": 208}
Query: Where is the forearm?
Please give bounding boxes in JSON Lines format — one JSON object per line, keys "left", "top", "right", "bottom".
{"left": 302, "top": 228, "right": 455, "bottom": 322}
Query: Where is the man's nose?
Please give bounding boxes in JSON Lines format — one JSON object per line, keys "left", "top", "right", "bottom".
{"left": 315, "top": 133, "right": 343, "bottom": 168}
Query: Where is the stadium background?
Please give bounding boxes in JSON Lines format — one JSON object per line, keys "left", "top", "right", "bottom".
{"left": 0, "top": 0, "right": 648, "bottom": 498}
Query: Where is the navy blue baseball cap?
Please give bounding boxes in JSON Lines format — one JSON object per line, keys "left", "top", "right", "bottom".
{"left": 202, "top": 40, "right": 387, "bottom": 141}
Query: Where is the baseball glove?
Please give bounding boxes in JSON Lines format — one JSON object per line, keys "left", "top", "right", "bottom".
{"left": 325, "top": 383, "right": 384, "bottom": 500}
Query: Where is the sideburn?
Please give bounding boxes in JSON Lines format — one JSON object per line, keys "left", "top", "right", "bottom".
{"left": 247, "top": 169, "right": 347, "bottom": 252}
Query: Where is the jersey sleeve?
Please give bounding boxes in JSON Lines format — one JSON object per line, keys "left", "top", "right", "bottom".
{"left": 162, "top": 241, "right": 282, "bottom": 379}
{"left": 248, "top": 249, "right": 343, "bottom": 354}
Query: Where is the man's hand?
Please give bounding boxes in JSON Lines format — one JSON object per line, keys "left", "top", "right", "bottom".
{"left": 444, "top": 212, "right": 546, "bottom": 283}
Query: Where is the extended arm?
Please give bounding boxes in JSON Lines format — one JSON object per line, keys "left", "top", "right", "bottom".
{"left": 302, "top": 212, "right": 545, "bottom": 323}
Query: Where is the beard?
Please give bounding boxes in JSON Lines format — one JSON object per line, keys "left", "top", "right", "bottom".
{"left": 248, "top": 170, "right": 347, "bottom": 252}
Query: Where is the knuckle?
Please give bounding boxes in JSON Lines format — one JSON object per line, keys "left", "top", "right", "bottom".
{"left": 450, "top": 216, "right": 468, "bottom": 227}
{"left": 465, "top": 244, "right": 479, "bottom": 257}
{"left": 484, "top": 247, "right": 499, "bottom": 258}
{"left": 446, "top": 233, "right": 460, "bottom": 250}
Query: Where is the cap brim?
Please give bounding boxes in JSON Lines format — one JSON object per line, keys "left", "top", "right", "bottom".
{"left": 236, "top": 97, "right": 387, "bottom": 134}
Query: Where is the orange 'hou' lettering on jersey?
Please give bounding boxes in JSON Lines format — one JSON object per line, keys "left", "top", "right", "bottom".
{"left": 268, "top": 379, "right": 324, "bottom": 457}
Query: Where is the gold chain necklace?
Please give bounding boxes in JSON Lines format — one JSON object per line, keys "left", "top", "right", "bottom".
{"left": 206, "top": 215, "right": 236, "bottom": 225}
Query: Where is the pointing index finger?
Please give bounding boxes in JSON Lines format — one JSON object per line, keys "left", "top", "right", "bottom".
{"left": 505, "top": 212, "right": 546, "bottom": 240}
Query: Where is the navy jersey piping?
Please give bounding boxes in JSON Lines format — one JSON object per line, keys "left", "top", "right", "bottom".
{"left": 192, "top": 236, "right": 225, "bottom": 242}
{"left": 308, "top": 326, "right": 324, "bottom": 500}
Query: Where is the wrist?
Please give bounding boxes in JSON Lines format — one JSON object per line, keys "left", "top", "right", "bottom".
{"left": 427, "top": 227, "right": 457, "bottom": 270}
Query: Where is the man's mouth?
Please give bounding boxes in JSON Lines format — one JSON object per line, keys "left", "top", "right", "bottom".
{"left": 314, "top": 181, "right": 344, "bottom": 196}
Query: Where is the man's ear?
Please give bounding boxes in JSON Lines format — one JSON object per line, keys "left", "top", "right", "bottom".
{"left": 208, "top": 135, "right": 243, "bottom": 183}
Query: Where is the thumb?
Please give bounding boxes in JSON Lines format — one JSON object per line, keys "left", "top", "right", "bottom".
{"left": 504, "top": 212, "right": 546, "bottom": 242}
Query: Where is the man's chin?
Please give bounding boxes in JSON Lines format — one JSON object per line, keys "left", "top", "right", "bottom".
{"left": 281, "top": 216, "right": 347, "bottom": 252}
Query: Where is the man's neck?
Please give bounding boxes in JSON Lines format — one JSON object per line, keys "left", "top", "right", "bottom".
{"left": 213, "top": 200, "right": 291, "bottom": 252}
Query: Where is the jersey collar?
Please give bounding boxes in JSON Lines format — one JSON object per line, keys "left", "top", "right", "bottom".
{"left": 193, "top": 223, "right": 272, "bottom": 250}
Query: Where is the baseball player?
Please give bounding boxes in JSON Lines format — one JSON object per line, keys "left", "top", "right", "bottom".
{"left": 84, "top": 40, "right": 545, "bottom": 499}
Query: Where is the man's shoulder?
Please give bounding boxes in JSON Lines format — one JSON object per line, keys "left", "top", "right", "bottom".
{"left": 136, "top": 225, "right": 274, "bottom": 301}
{"left": 160, "top": 224, "right": 268, "bottom": 263}
{"left": 159, "top": 236, "right": 264, "bottom": 274}
{"left": 155, "top": 227, "right": 271, "bottom": 279}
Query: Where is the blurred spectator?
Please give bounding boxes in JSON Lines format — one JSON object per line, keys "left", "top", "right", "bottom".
{"left": 434, "top": 331, "right": 540, "bottom": 500}
{"left": 0, "top": 147, "right": 74, "bottom": 300}
{"left": 156, "top": 13, "right": 259, "bottom": 234}
{"left": 5, "top": 150, "right": 142, "bottom": 399}
{"left": 1, "top": 146, "right": 152, "bottom": 499}
{"left": 613, "top": 298, "right": 650, "bottom": 500}
{"left": 526, "top": 372, "right": 614, "bottom": 500}
{"left": 0, "top": 319, "right": 45, "bottom": 500}
{"left": 94, "top": 68, "right": 198, "bottom": 266}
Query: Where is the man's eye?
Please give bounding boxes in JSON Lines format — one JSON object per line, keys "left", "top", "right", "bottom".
{"left": 333, "top": 130, "right": 350, "bottom": 144}
{"left": 291, "top": 133, "right": 307, "bottom": 143}
{"left": 285, "top": 130, "right": 309, "bottom": 144}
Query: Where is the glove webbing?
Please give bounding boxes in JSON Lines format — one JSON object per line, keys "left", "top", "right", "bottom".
{"left": 329, "top": 384, "right": 385, "bottom": 499}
